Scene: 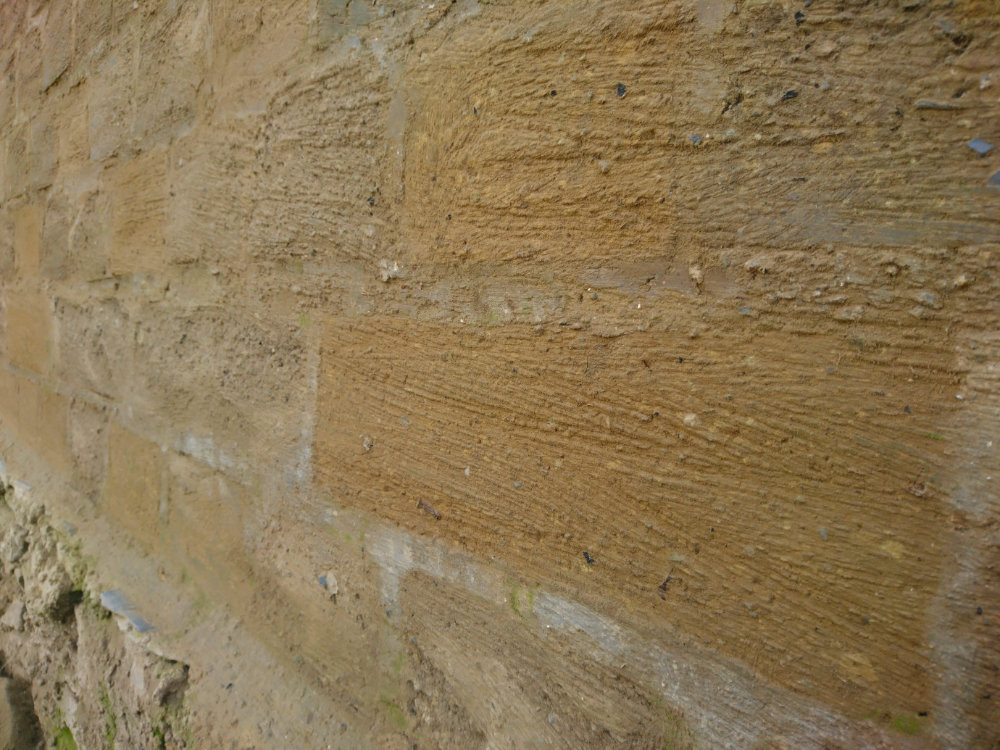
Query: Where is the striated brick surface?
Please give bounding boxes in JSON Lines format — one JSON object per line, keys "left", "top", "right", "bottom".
{"left": 0, "top": 0, "right": 998, "bottom": 747}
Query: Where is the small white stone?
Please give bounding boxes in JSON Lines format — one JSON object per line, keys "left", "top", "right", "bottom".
{"left": 322, "top": 571, "right": 339, "bottom": 598}
{"left": 379, "top": 259, "right": 400, "bottom": 282}
{"left": 0, "top": 600, "right": 25, "bottom": 631}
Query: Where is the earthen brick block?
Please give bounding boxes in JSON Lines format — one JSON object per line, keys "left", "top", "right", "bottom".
{"left": 106, "top": 421, "right": 163, "bottom": 554}
{"left": 86, "top": 12, "right": 136, "bottom": 162}
{"left": 0, "top": 206, "right": 13, "bottom": 277}
{"left": 0, "top": 367, "right": 18, "bottom": 435}
{"left": 5, "top": 289, "right": 51, "bottom": 375}
{"left": 28, "top": 107, "right": 57, "bottom": 191}
{"left": 13, "top": 203, "right": 42, "bottom": 277}
{"left": 0, "top": 51, "right": 14, "bottom": 130}
{"left": 31, "top": 381, "right": 70, "bottom": 476}
{"left": 315, "top": 314, "right": 960, "bottom": 717}
{"left": 15, "top": 26, "right": 42, "bottom": 108}
{"left": 57, "top": 95, "right": 90, "bottom": 178}
{"left": 41, "top": 1, "right": 72, "bottom": 92}
{"left": 109, "top": 149, "right": 168, "bottom": 274}
{"left": 68, "top": 397, "right": 108, "bottom": 502}
{"left": 0, "top": 371, "right": 69, "bottom": 476}
{"left": 164, "top": 452, "right": 250, "bottom": 603}
{"left": 4, "top": 126, "right": 28, "bottom": 201}
{"left": 133, "top": 2, "right": 204, "bottom": 150}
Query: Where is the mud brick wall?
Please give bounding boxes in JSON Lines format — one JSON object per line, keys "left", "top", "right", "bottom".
{"left": 1, "top": 1, "right": 999, "bottom": 747}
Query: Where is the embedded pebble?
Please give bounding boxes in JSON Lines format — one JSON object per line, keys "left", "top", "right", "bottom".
{"left": 319, "top": 571, "right": 339, "bottom": 598}
{"left": 967, "top": 138, "right": 994, "bottom": 156}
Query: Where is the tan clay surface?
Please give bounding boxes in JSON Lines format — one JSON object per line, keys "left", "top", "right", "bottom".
{"left": 0, "top": 0, "right": 998, "bottom": 748}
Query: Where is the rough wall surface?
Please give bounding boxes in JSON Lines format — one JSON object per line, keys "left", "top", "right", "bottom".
{"left": 1, "top": 0, "right": 999, "bottom": 747}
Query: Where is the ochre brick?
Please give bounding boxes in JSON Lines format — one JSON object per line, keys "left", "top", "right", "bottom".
{"left": 67, "top": 397, "right": 108, "bottom": 501}
{"left": 109, "top": 149, "right": 168, "bottom": 274}
{"left": 16, "top": 26, "right": 42, "bottom": 108}
{"left": 0, "top": 3, "right": 22, "bottom": 58}
{"left": 5, "top": 289, "right": 51, "bottom": 375}
{"left": 68, "top": 190, "right": 110, "bottom": 280}
{"left": 41, "top": 0, "right": 72, "bottom": 91}
{"left": 0, "top": 206, "right": 13, "bottom": 277}
{"left": 74, "top": 0, "right": 114, "bottom": 64}
{"left": 106, "top": 421, "right": 163, "bottom": 553}
{"left": 315, "top": 315, "right": 960, "bottom": 717}
{"left": 3, "top": 125, "right": 27, "bottom": 201}
{"left": 28, "top": 106, "right": 57, "bottom": 192}
{"left": 164, "top": 452, "right": 251, "bottom": 601}
{"left": 133, "top": 2, "right": 204, "bottom": 150}
{"left": 31, "top": 381, "right": 70, "bottom": 476}
{"left": 0, "top": 367, "right": 18, "bottom": 436}
{"left": 57, "top": 95, "right": 90, "bottom": 178}
{"left": 13, "top": 203, "right": 41, "bottom": 277}
{"left": 52, "top": 298, "right": 130, "bottom": 400}
{"left": 128, "top": 303, "right": 308, "bottom": 473}
{"left": 0, "top": 370, "right": 69, "bottom": 476}
{"left": 0, "top": 51, "right": 13, "bottom": 131}
{"left": 40, "top": 190, "right": 71, "bottom": 280}
{"left": 86, "top": 23, "right": 136, "bottom": 163}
